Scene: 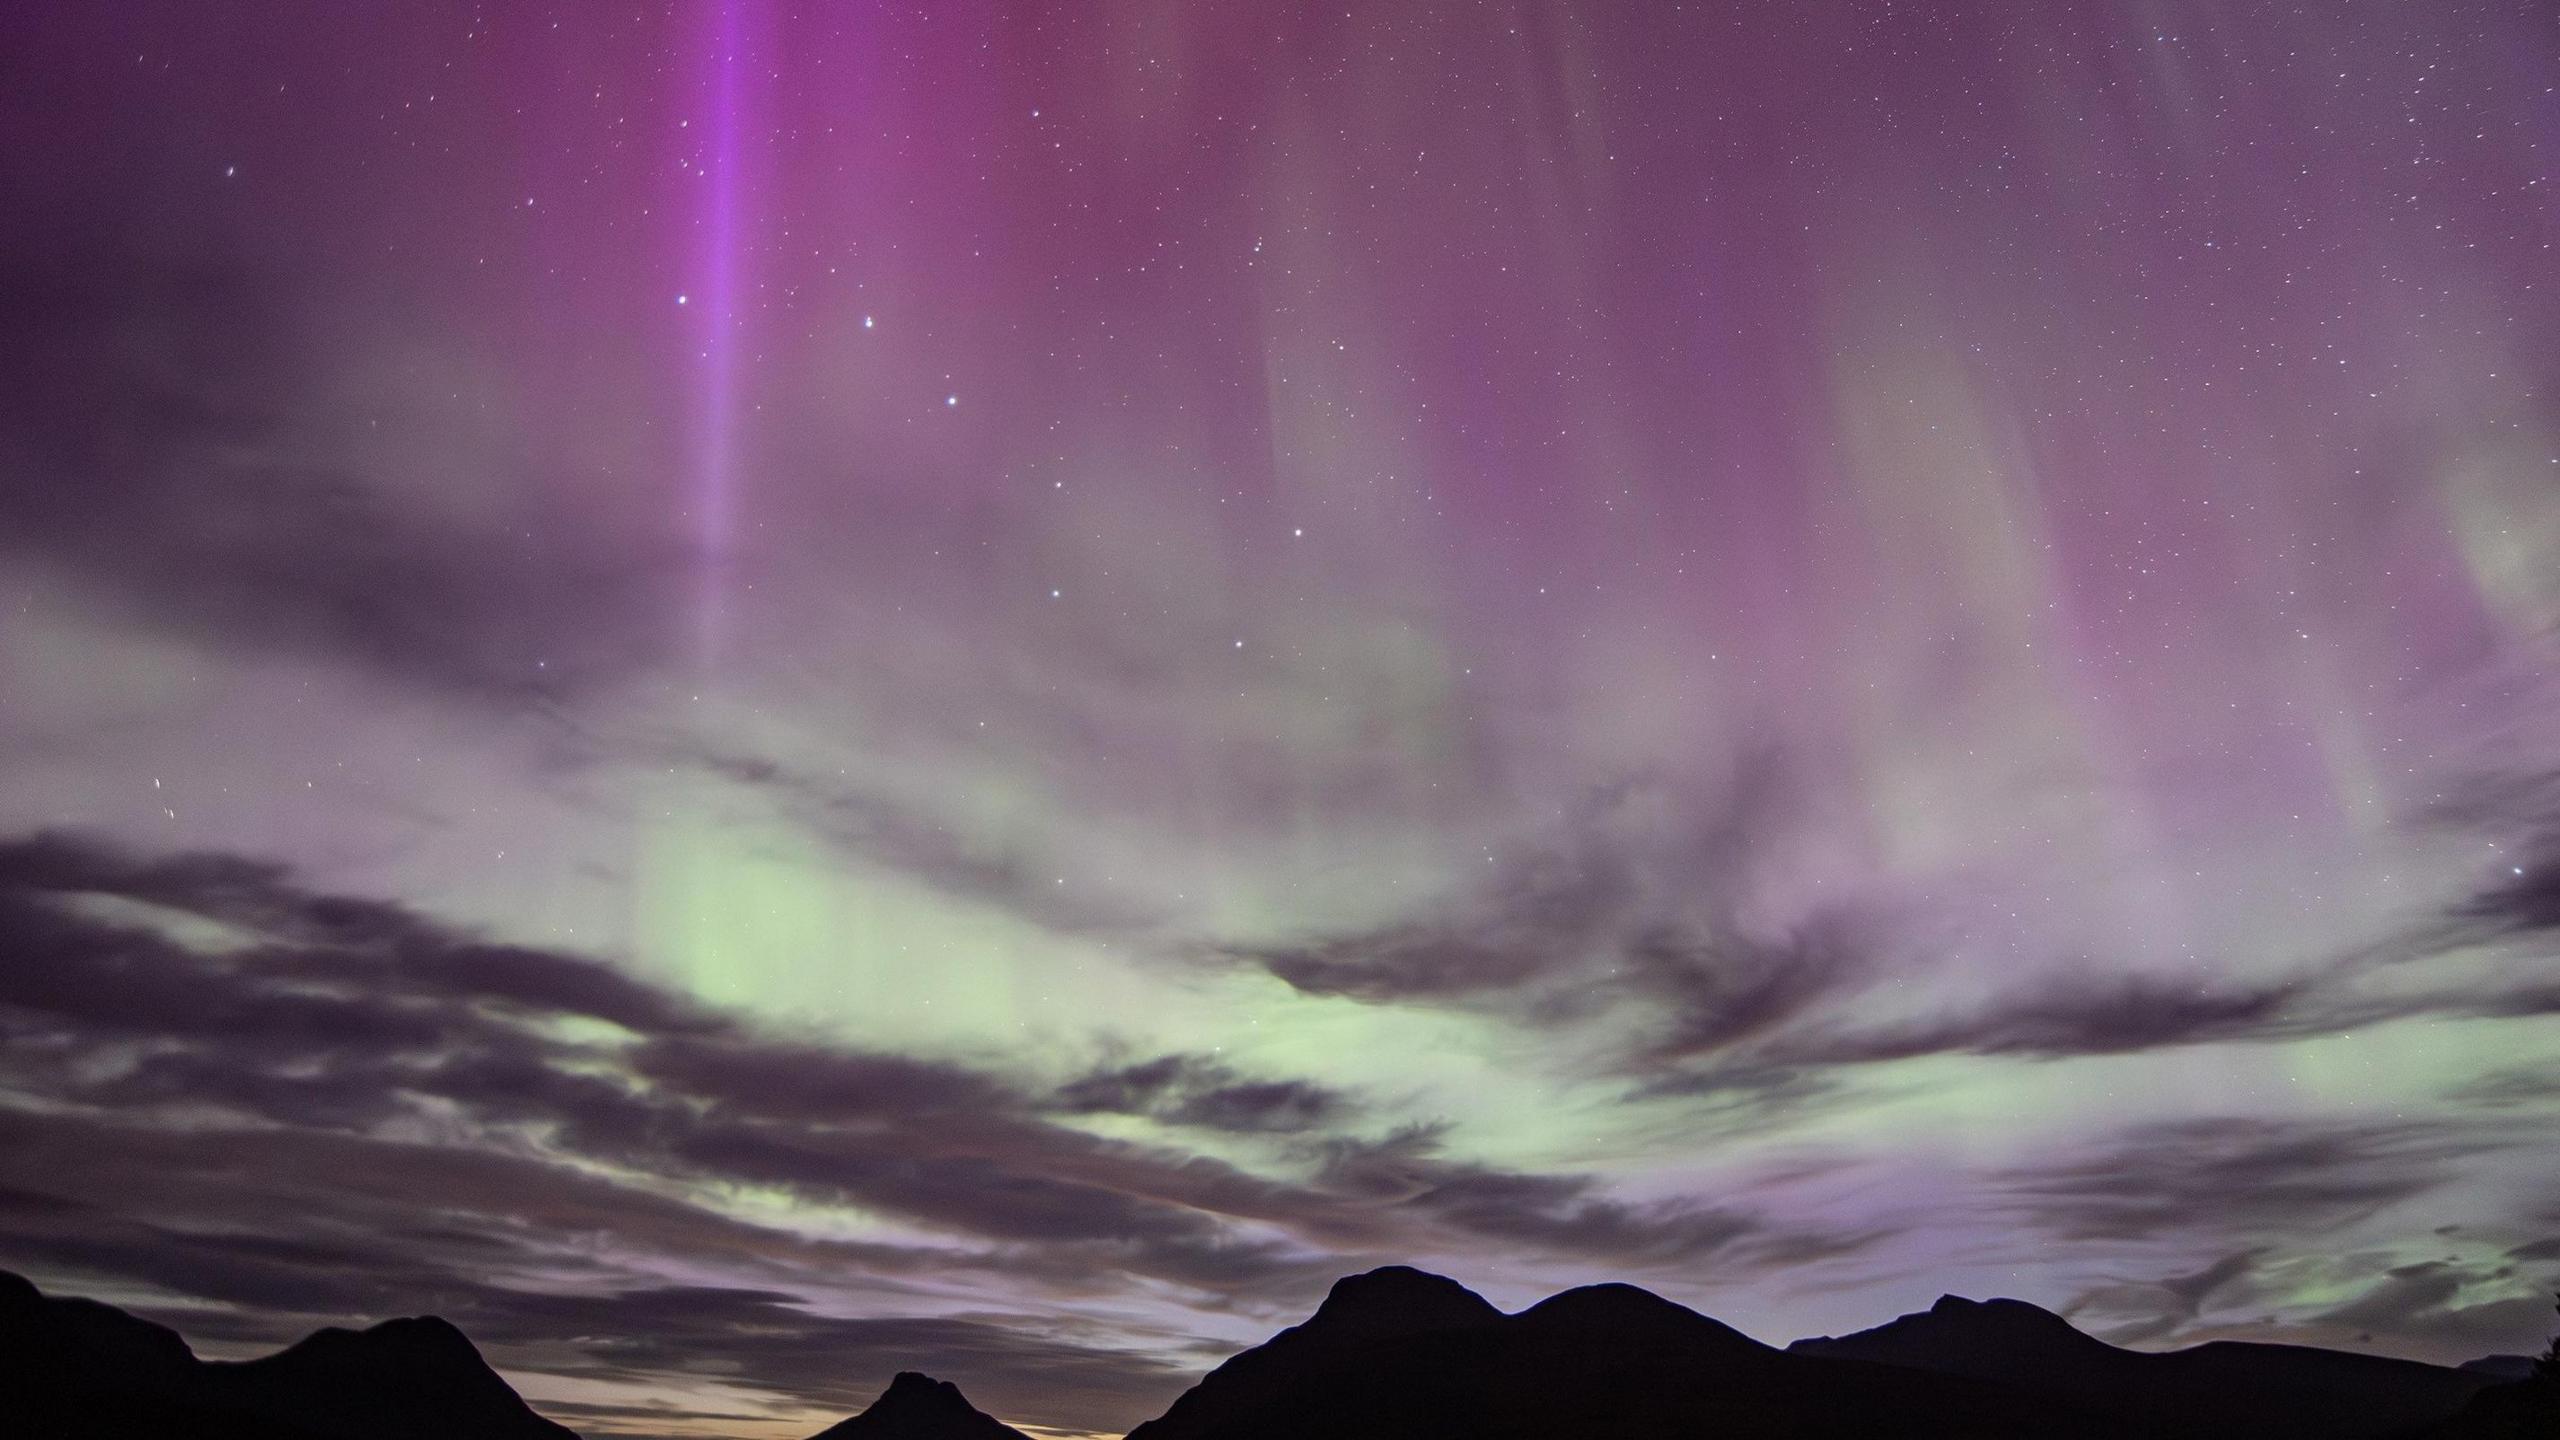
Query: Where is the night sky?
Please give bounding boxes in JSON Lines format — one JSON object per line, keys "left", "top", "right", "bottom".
{"left": 3, "top": 2, "right": 2559, "bottom": 1437}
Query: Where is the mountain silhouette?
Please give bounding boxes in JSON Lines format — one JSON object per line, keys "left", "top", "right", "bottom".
{"left": 2458, "top": 1354, "right": 2539, "bottom": 1382}
{"left": 3, "top": 1263, "right": 2520, "bottom": 1439}
{"left": 1, "top": 1269, "right": 573, "bottom": 1440}
{"left": 1791, "top": 1292, "right": 2496, "bottom": 1440}
{"left": 1126, "top": 1264, "right": 2151, "bottom": 1440}
{"left": 808, "top": 1370, "right": 1032, "bottom": 1439}
{"left": 2426, "top": 1294, "right": 2560, "bottom": 1440}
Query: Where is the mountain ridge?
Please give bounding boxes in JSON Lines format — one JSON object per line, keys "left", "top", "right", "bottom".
{"left": 2, "top": 1264, "right": 2529, "bottom": 1439}
{"left": 1791, "top": 1291, "right": 2499, "bottom": 1439}
{"left": 0, "top": 1267, "right": 571, "bottom": 1440}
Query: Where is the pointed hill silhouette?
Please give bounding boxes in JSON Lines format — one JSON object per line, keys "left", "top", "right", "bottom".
{"left": 1790, "top": 1292, "right": 2495, "bottom": 1440}
{"left": 2, "top": 1268, "right": 574, "bottom": 1440}
{"left": 807, "top": 1370, "right": 1032, "bottom": 1439}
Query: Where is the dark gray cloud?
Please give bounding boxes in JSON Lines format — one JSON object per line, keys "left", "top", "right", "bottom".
{"left": 1224, "top": 762, "right": 1800, "bottom": 999}
{"left": 1302, "top": 1124, "right": 1880, "bottom": 1269}
{"left": 2311, "top": 1259, "right": 2560, "bottom": 1359}
{"left": 1214, "top": 761, "right": 1891, "bottom": 1079}
{"left": 1212, "top": 760, "right": 2560, "bottom": 1098}
{"left": 1993, "top": 1117, "right": 2489, "bottom": 1244}
{"left": 2450, "top": 839, "right": 2560, "bottom": 940}
{"left": 535, "top": 1397, "right": 775, "bottom": 1440}
{"left": 2411, "top": 768, "right": 2560, "bottom": 945}
{"left": 2063, "top": 1249, "right": 2264, "bottom": 1345}
{"left": 1882, "top": 975, "right": 2304, "bottom": 1058}
{"left": 1755, "top": 973, "right": 2311, "bottom": 1070}
{"left": 1056, "top": 1053, "right": 1357, "bottom": 1134}
{"left": 461, "top": 1284, "right": 1193, "bottom": 1434}
{"left": 2060, "top": 1245, "right": 2560, "bottom": 1361}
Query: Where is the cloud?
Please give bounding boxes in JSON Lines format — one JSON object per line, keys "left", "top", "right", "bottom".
{"left": 0, "top": 829, "right": 1866, "bottom": 1432}
{"left": 461, "top": 1284, "right": 1192, "bottom": 1434}
{"left": 2062, "top": 1249, "right": 2264, "bottom": 1345}
{"left": 1213, "top": 760, "right": 1886, "bottom": 1072}
{"left": 1224, "top": 762, "right": 1790, "bottom": 997}
{"left": 2408, "top": 768, "right": 2560, "bottom": 945}
{"left": 1644, "top": 933, "right": 2559, "bottom": 1088}
{"left": 2058, "top": 1243, "right": 2560, "bottom": 1361}
{"left": 1302, "top": 1124, "right": 1880, "bottom": 1269}
{"left": 1207, "top": 759, "right": 2558, "bottom": 1101}
{"left": 0, "top": 1137, "right": 1190, "bottom": 1435}
{"left": 0, "top": 214, "right": 675, "bottom": 699}
{"left": 1993, "top": 1117, "right": 2489, "bottom": 1244}
{"left": 680, "top": 746, "right": 1169, "bottom": 938}
{"left": 1764, "top": 974, "right": 2311, "bottom": 1067}
{"left": 1055, "top": 1054, "right": 1357, "bottom": 1134}
{"left": 2449, "top": 836, "right": 2560, "bottom": 939}
{"left": 2311, "top": 1259, "right": 2560, "bottom": 1359}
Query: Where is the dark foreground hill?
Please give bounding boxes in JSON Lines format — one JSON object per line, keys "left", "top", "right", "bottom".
{"left": 0, "top": 1268, "right": 574, "bottom": 1440}
{"left": 1127, "top": 1266, "right": 2502, "bottom": 1440}
{"left": 809, "top": 1370, "right": 1032, "bottom": 1440}
{"left": 6, "top": 1264, "right": 2530, "bottom": 1439}
{"left": 1128, "top": 1266, "right": 2126, "bottom": 1440}
{"left": 1789, "top": 1292, "right": 2494, "bottom": 1439}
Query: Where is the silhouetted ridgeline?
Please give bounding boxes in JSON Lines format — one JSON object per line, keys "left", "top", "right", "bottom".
{"left": 7, "top": 1265, "right": 2551, "bottom": 1439}
{"left": 0, "top": 1268, "right": 571, "bottom": 1439}
{"left": 1789, "top": 1292, "right": 2491, "bottom": 1437}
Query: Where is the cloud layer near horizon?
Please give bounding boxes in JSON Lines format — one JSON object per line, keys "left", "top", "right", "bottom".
{"left": 2, "top": 825, "right": 2553, "bottom": 1435}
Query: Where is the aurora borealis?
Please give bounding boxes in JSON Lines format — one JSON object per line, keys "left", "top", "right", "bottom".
{"left": 3, "top": 1, "right": 2558, "bottom": 1436}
